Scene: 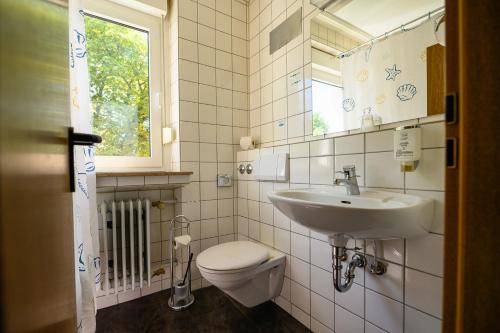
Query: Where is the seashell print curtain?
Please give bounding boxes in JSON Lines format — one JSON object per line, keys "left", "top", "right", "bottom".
{"left": 69, "top": 0, "right": 100, "bottom": 331}
{"left": 340, "top": 20, "right": 440, "bottom": 130}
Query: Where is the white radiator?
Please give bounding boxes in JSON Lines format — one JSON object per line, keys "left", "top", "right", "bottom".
{"left": 99, "top": 199, "right": 151, "bottom": 295}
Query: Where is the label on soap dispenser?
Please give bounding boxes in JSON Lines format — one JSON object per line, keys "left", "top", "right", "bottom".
{"left": 394, "top": 127, "right": 421, "bottom": 161}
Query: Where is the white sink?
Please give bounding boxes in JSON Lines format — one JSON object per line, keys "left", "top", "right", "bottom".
{"left": 268, "top": 188, "right": 433, "bottom": 244}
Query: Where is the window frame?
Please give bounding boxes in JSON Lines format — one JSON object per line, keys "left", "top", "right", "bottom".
{"left": 84, "top": 0, "right": 164, "bottom": 172}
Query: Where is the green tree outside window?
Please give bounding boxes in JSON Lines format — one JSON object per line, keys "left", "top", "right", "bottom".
{"left": 85, "top": 15, "right": 151, "bottom": 157}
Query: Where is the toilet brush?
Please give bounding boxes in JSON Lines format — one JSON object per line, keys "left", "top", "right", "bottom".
{"left": 181, "top": 252, "right": 194, "bottom": 286}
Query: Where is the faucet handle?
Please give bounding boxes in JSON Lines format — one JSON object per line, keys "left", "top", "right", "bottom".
{"left": 336, "top": 169, "right": 360, "bottom": 179}
{"left": 342, "top": 165, "right": 358, "bottom": 178}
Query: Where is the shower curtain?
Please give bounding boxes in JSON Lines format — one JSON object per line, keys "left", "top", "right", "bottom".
{"left": 69, "top": 1, "right": 100, "bottom": 332}
{"left": 340, "top": 20, "right": 440, "bottom": 130}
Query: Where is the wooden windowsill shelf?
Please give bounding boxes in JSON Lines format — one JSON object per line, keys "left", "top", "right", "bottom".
{"left": 95, "top": 171, "right": 193, "bottom": 192}
{"left": 96, "top": 171, "right": 193, "bottom": 177}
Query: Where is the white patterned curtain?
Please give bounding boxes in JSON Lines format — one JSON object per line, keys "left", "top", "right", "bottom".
{"left": 69, "top": 1, "right": 100, "bottom": 332}
{"left": 340, "top": 20, "right": 439, "bottom": 130}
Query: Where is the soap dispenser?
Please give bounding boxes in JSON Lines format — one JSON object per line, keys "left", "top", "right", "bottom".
{"left": 394, "top": 125, "right": 421, "bottom": 172}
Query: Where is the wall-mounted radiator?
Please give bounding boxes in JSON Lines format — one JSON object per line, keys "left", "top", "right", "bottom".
{"left": 99, "top": 199, "right": 151, "bottom": 295}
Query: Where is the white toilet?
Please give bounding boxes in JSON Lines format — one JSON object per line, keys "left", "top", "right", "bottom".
{"left": 196, "top": 241, "right": 286, "bottom": 307}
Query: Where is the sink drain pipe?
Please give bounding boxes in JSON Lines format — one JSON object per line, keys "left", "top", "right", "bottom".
{"left": 331, "top": 246, "right": 366, "bottom": 293}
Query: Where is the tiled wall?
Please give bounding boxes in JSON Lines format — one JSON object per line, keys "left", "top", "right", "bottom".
{"left": 234, "top": 1, "right": 446, "bottom": 333}
{"left": 170, "top": 0, "right": 250, "bottom": 290}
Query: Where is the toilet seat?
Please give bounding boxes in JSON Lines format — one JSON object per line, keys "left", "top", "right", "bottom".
{"left": 197, "top": 241, "right": 269, "bottom": 272}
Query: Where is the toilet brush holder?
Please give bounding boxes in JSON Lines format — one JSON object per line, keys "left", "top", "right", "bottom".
{"left": 168, "top": 215, "right": 195, "bottom": 311}
{"left": 173, "top": 281, "right": 189, "bottom": 300}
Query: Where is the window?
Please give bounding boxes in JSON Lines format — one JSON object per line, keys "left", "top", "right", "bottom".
{"left": 312, "top": 80, "right": 344, "bottom": 135}
{"left": 84, "top": 0, "right": 163, "bottom": 171}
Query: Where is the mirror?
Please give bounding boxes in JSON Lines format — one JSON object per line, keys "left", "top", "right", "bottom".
{"left": 311, "top": 0, "right": 445, "bottom": 136}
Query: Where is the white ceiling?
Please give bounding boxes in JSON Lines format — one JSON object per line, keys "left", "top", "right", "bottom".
{"left": 330, "top": 0, "right": 444, "bottom": 37}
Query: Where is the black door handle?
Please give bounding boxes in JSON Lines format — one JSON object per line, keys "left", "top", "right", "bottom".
{"left": 69, "top": 127, "right": 102, "bottom": 192}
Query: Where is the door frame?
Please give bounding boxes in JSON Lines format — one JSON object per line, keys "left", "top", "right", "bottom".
{"left": 443, "top": 0, "right": 500, "bottom": 332}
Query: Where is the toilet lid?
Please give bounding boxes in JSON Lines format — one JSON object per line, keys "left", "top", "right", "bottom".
{"left": 197, "top": 241, "right": 269, "bottom": 271}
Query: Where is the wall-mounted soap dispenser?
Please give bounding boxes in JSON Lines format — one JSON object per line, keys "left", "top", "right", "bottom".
{"left": 394, "top": 125, "right": 422, "bottom": 172}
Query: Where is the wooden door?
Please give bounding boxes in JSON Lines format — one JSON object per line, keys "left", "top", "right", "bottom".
{"left": 443, "top": 0, "right": 500, "bottom": 332}
{"left": 0, "top": 0, "right": 76, "bottom": 331}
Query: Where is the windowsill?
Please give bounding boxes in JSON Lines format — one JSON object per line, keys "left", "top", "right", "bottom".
{"left": 96, "top": 171, "right": 193, "bottom": 193}
{"left": 96, "top": 171, "right": 193, "bottom": 177}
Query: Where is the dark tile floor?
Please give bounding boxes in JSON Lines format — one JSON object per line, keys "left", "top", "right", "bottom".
{"left": 96, "top": 286, "right": 311, "bottom": 333}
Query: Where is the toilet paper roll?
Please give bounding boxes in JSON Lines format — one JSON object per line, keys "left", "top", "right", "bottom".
{"left": 173, "top": 234, "right": 192, "bottom": 249}
{"left": 240, "top": 136, "right": 255, "bottom": 150}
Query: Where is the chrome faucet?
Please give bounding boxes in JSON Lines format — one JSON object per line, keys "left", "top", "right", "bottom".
{"left": 334, "top": 165, "right": 360, "bottom": 195}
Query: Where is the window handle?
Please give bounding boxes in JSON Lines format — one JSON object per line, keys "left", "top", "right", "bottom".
{"left": 68, "top": 127, "right": 102, "bottom": 192}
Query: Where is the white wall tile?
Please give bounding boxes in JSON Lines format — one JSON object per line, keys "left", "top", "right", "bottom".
{"left": 260, "top": 223, "right": 273, "bottom": 246}
{"left": 291, "top": 232, "right": 310, "bottom": 262}
{"left": 290, "top": 142, "right": 309, "bottom": 158}
{"left": 311, "top": 292, "right": 334, "bottom": 330}
{"left": 335, "top": 283, "right": 364, "bottom": 318}
{"left": 366, "top": 130, "right": 393, "bottom": 152}
{"left": 405, "top": 268, "right": 443, "bottom": 318}
{"left": 365, "top": 289, "right": 404, "bottom": 333}
{"left": 291, "top": 280, "right": 310, "bottom": 314}
{"left": 365, "top": 261, "right": 404, "bottom": 302}
{"left": 198, "top": 24, "right": 216, "bottom": 48}
{"left": 290, "top": 158, "right": 309, "bottom": 183}
{"left": 311, "top": 265, "right": 334, "bottom": 301}
{"left": 310, "top": 156, "right": 334, "bottom": 185}
{"left": 365, "top": 322, "right": 387, "bottom": 333}
{"left": 274, "top": 227, "right": 290, "bottom": 253}
{"left": 311, "top": 318, "right": 334, "bottom": 333}
{"left": 249, "top": 219, "right": 260, "bottom": 240}
{"left": 198, "top": 45, "right": 216, "bottom": 67}
{"left": 422, "top": 122, "right": 445, "bottom": 148}
{"left": 365, "top": 152, "right": 404, "bottom": 188}
{"left": 259, "top": 202, "right": 273, "bottom": 224}
{"left": 310, "top": 139, "right": 334, "bottom": 156}
{"left": 292, "top": 305, "right": 311, "bottom": 329}
{"left": 365, "top": 239, "right": 405, "bottom": 265}
{"left": 335, "top": 134, "right": 364, "bottom": 155}
{"left": 287, "top": 91, "right": 304, "bottom": 116}
{"left": 216, "top": 0, "right": 231, "bottom": 15}
{"left": 405, "top": 148, "right": 445, "bottom": 191}
{"left": 288, "top": 113, "right": 305, "bottom": 139}
{"left": 179, "top": 17, "right": 197, "bottom": 42}
{"left": 198, "top": 4, "right": 215, "bottom": 27}
{"left": 335, "top": 305, "right": 364, "bottom": 333}
{"left": 406, "top": 234, "right": 444, "bottom": 276}
{"left": 178, "top": 0, "right": 197, "bottom": 21}
{"left": 404, "top": 306, "right": 442, "bottom": 333}
{"left": 310, "top": 239, "right": 332, "bottom": 272}
{"left": 287, "top": 44, "right": 303, "bottom": 73}
{"left": 201, "top": 218, "right": 219, "bottom": 238}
